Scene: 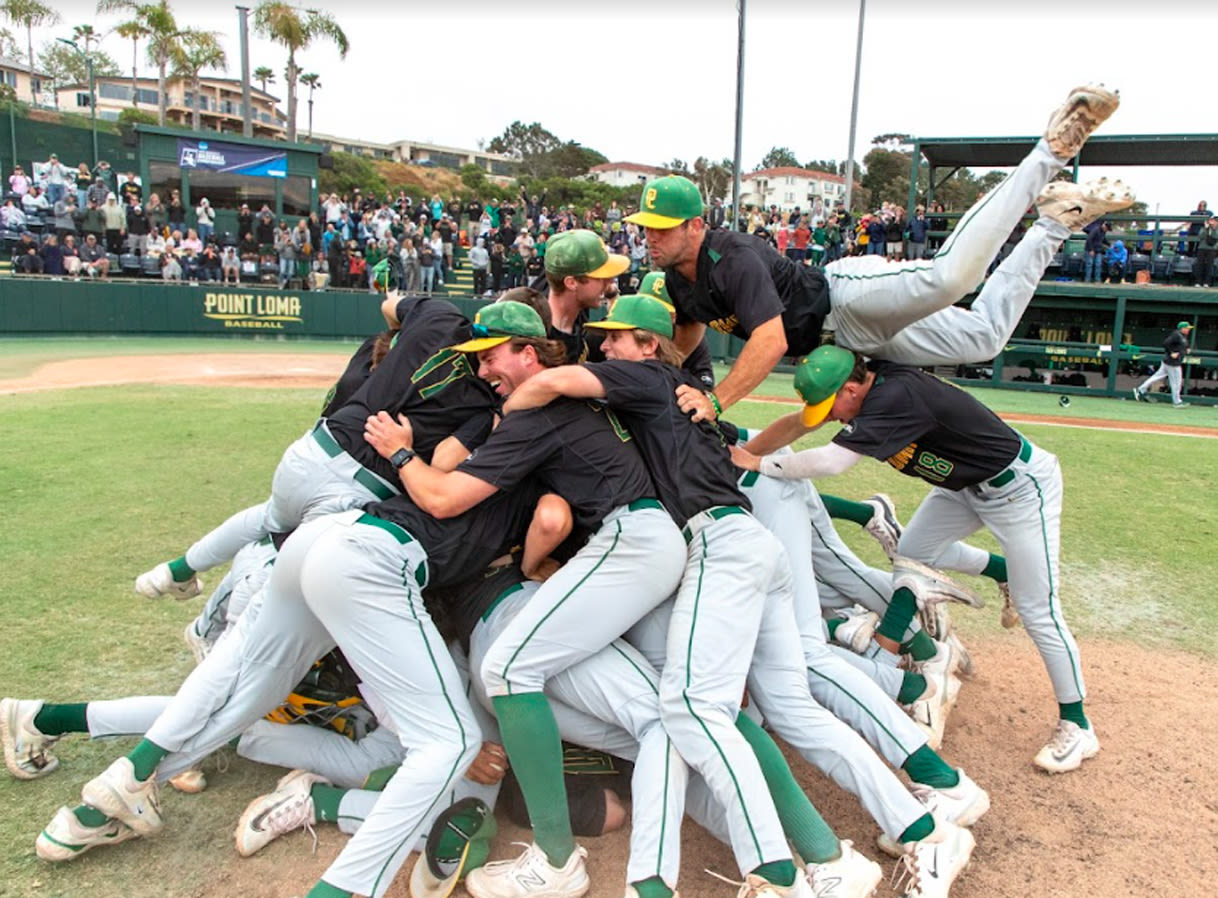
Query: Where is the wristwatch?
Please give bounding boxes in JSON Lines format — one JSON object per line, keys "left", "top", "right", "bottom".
{"left": 390, "top": 447, "right": 416, "bottom": 469}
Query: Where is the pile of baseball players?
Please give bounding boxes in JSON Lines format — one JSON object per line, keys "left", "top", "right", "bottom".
{"left": 1, "top": 84, "right": 1131, "bottom": 898}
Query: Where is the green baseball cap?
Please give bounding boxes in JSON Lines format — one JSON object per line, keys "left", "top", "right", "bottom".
{"left": 1177, "top": 321, "right": 1194, "bottom": 330}
{"left": 635, "top": 271, "right": 675, "bottom": 312}
{"left": 545, "top": 230, "right": 629, "bottom": 279}
{"left": 371, "top": 258, "right": 391, "bottom": 292}
{"left": 793, "top": 345, "right": 856, "bottom": 427}
{"left": 450, "top": 301, "right": 547, "bottom": 353}
{"left": 626, "top": 176, "right": 705, "bottom": 229}
{"left": 585, "top": 293, "right": 674, "bottom": 339}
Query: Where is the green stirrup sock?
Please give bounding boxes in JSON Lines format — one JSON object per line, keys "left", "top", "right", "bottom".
{"left": 362, "top": 765, "right": 396, "bottom": 792}
{"left": 902, "top": 745, "right": 960, "bottom": 789}
{"left": 305, "top": 881, "right": 351, "bottom": 898}
{"left": 818, "top": 494, "right": 874, "bottom": 526}
{"left": 898, "top": 812, "right": 936, "bottom": 844}
{"left": 982, "top": 554, "right": 1008, "bottom": 583}
{"left": 735, "top": 713, "right": 841, "bottom": 865}
{"left": 751, "top": 860, "right": 797, "bottom": 888}
{"left": 1059, "top": 702, "right": 1090, "bottom": 729}
{"left": 897, "top": 673, "right": 928, "bottom": 706}
{"left": 878, "top": 587, "right": 918, "bottom": 643}
{"left": 167, "top": 557, "right": 195, "bottom": 582}
{"left": 127, "top": 739, "right": 169, "bottom": 782}
{"left": 825, "top": 618, "right": 843, "bottom": 640}
{"left": 630, "top": 876, "right": 674, "bottom": 898}
{"left": 33, "top": 702, "right": 89, "bottom": 736}
{"left": 902, "top": 629, "right": 938, "bottom": 663}
{"left": 493, "top": 693, "right": 575, "bottom": 867}
{"left": 310, "top": 784, "right": 346, "bottom": 824}
{"left": 72, "top": 804, "right": 111, "bottom": 827}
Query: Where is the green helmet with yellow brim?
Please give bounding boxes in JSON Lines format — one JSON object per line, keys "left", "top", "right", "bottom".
{"left": 450, "top": 301, "right": 547, "bottom": 353}
{"left": 793, "top": 345, "right": 856, "bottom": 428}
{"left": 545, "top": 230, "right": 630, "bottom": 279}
{"left": 585, "top": 293, "right": 674, "bottom": 339}
{"left": 625, "top": 175, "right": 705, "bottom": 229}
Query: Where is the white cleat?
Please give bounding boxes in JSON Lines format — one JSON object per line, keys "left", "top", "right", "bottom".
{"left": 234, "top": 768, "right": 327, "bottom": 857}
{"left": 1036, "top": 178, "right": 1135, "bottom": 232}
{"left": 893, "top": 558, "right": 984, "bottom": 609}
{"left": 80, "top": 757, "right": 164, "bottom": 836}
{"left": 891, "top": 821, "right": 975, "bottom": 898}
{"left": 134, "top": 561, "right": 202, "bottom": 600}
{"left": 463, "top": 841, "right": 589, "bottom": 898}
{"left": 1033, "top": 720, "right": 1100, "bottom": 773}
{"left": 807, "top": 840, "right": 883, "bottom": 898}
{"left": 1, "top": 697, "right": 60, "bottom": 779}
{"left": 1044, "top": 83, "right": 1120, "bottom": 160}
{"left": 833, "top": 607, "right": 880, "bottom": 654}
{"left": 911, "top": 770, "right": 991, "bottom": 829}
{"left": 183, "top": 622, "right": 211, "bottom": 665}
{"left": 36, "top": 805, "right": 139, "bottom": 862}
{"left": 861, "top": 494, "right": 902, "bottom": 562}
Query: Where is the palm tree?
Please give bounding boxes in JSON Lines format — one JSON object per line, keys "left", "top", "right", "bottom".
{"left": 170, "top": 31, "right": 226, "bottom": 131}
{"left": 298, "top": 71, "right": 318, "bottom": 137}
{"left": 253, "top": 2, "right": 347, "bottom": 143}
{"left": 99, "top": 0, "right": 188, "bottom": 126}
{"left": 253, "top": 64, "right": 274, "bottom": 94}
{"left": 72, "top": 23, "right": 98, "bottom": 54}
{"left": 1, "top": 0, "right": 61, "bottom": 104}
{"left": 113, "top": 18, "right": 147, "bottom": 107}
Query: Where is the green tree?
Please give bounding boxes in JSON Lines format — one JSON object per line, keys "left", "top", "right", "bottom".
{"left": 692, "top": 156, "right": 733, "bottom": 202}
{"left": 666, "top": 158, "right": 690, "bottom": 175}
{"left": 0, "top": 26, "right": 19, "bottom": 58}
{"left": 860, "top": 146, "right": 913, "bottom": 208}
{"left": 802, "top": 158, "right": 842, "bottom": 176}
{"left": 99, "top": 1, "right": 190, "bottom": 126}
{"left": 253, "top": 64, "right": 274, "bottom": 93}
{"left": 298, "top": 71, "right": 319, "bottom": 137}
{"left": 254, "top": 3, "right": 348, "bottom": 143}
{"left": 113, "top": 18, "right": 148, "bottom": 108}
{"left": 485, "top": 121, "right": 608, "bottom": 179}
{"left": 318, "top": 150, "right": 386, "bottom": 197}
{"left": 486, "top": 121, "right": 562, "bottom": 160}
{"left": 0, "top": 0, "right": 61, "bottom": 103}
{"left": 758, "top": 146, "right": 799, "bottom": 170}
{"left": 38, "top": 42, "right": 121, "bottom": 100}
{"left": 170, "top": 30, "right": 226, "bottom": 131}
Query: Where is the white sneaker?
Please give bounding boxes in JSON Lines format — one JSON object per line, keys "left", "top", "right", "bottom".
{"left": 36, "top": 805, "right": 139, "bottom": 862}
{"left": 998, "top": 582, "right": 1021, "bottom": 629}
{"left": 1, "top": 697, "right": 60, "bottom": 779}
{"left": 1044, "top": 84, "right": 1120, "bottom": 159}
{"left": 906, "top": 681, "right": 946, "bottom": 752}
{"left": 729, "top": 873, "right": 812, "bottom": 897}
{"left": 911, "top": 770, "right": 991, "bottom": 829}
{"left": 1036, "top": 177, "right": 1135, "bottom": 232}
{"left": 80, "top": 756, "right": 164, "bottom": 836}
{"left": 892, "top": 558, "right": 984, "bottom": 609}
{"left": 234, "top": 768, "right": 327, "bottom": 857}
{"left": 183, "top": 622, "right": 211, "bottom": 665}
{"left": 1033, "top": 720, "right": 1100, "bottom": 773}
{"left": 464, "top": 842, "right": 589, "bottom": 898}
{"left": 861, "top": 494, "right": 902, "bottom": 562}
{"left": 917, "top": 641, "right": 961, "bottom": 694}
{"left": 807, "top": 840, "right": 883, "bottom": 898}
{"left": 892, "top": 821, "right": 975, "bottom": 898}
{"left": 134, "top": 561, "right": 203, "bottom": 600}
{"left": 834, "top": 607, "right": 880, "bottom": 654}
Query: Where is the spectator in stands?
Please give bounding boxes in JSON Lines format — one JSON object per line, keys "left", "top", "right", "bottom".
{"left": 865, "top": 212, "right": 885, "bottom": 255}
{"left": 180, "top": 228, "right": 202, "bottom": 254}
{"left": 322, "top": 192, "right": 344, "bottom": 225}
{"left": 275, "top": 220, "right": 296, "bottom": 287}
{"left": 75, "top": 163, "right": 92, "bottom": 208}
{"left": 39, "top": 234, "right": 63, "bottom": 275}
{"left": 1, "top": 197, "right": 25, "bottom": 231}
{"left": 80, "top": 233, "right": 109, "bottom": 277}
{"left": 347, "top": 243, "right": 366, "bottom": 285}
{"left": 489, "top": 240, "right": 505, "bottom": 292}
{"left": 43, "top": 154, "right": 68, "bottom": 205}
{"left": 255, "top": 205, "right": 276, "bottom": 247}
{"left": 1195, "top": 215, "right": 1218, "bottom": 287}
{"left": 1185, "top": 200, "right": 1208, "bottom": 256}
{"left": 87, "top": 177, "right": 109, "bottom": 208}
{"left": 887, "top": 208, "right": 906, "bottom": 260}
{"left": 1084, "top": 221, "right": 1108, "bottom": 283}
{"left": 239, "top": 231, "right": 259, "bottom": 262}
{"left": 308, "top": 252, "right": 329, "bottom": 290}
{"left": 22, "top": 184, "right": 50, "bottom": 220}
{"left": 119, "top": 171, "right": 142, "bottom": 206}
{"left": 126, "top": 204, "right": 150, "bottom": 255}
{"left": 399, "top": 237, "right": 420, "bottom": 292}
{"left": 1104, "top": 239, "right": 1127, "bottom": 283}
{"left": 166, "top": 189, "right": 185, "bottom": 231}
{"left": 53, "top": 194, "right": 77, "bottom": 240}
{"left": 195, "top": 197, "right": 215, "bottom": 244}
{"left": 428, "top": 229, "right": 444, "bottom": 286}
{"left": 824, "top": 214, "right": 844, "bottom": 262}
{"left": 198, "top": 242, "right": 222, "bottom": 281}
{"left": 15, "top": 234, "right": 43, "bottom": 273}
{"left": 8, "top": 164, "right": 30, "bottom": 199}
{"left": 467, "top": 236, "right": 489, "bottom": 295}
{"left": 146, "top": 229, "right": 167, "bottom": 257}
{"left": 220, "top": 244, "right": 240, "bottom": 284}
{"left": 145, "top": 193, "right": 166, "bottom": 238}
{"left": 103, "top": 194, "right": 126, "bottom": 254}
{"left": 80, "top": 197, "right": 104, "bottom": 243}
{"left": 92, "top": 160, "right": 113, "bottom": 190}
{"left": 907, "top": 205, "right": 930, "bottom": 260}
{"left": 525, "top": 244, "right": 544, "bottom": 283}
{"left": 236, "top": 203, "right": 255, "bottom": 241}
{"left": 61, "top": 234, "right": 81, "bottom": 276}
{"left": 161, "top": 249, "right": 182, "bottom": 281}
{"left": 506, "top": 241, "right": 524, "bottom": 288}
{"left": 308, "top": 211, "right": 322, "bottom": 251}
{"left": 437, "top": 215, "right": 455, "bottom": 275}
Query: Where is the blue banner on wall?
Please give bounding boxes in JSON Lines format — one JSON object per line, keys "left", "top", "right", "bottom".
{"left": 177, "top": 139, "right": 287, "bottom": 178}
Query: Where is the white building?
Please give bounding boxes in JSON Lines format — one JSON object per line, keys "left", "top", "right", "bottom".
{"left": 586, "top": 161, "right": 668, "bottom": 189}
{"left": 310, "top": 132, "right": 516, "bottom": 178}
{"left": 740, "top": 166, "right": 848, "bottom": 217}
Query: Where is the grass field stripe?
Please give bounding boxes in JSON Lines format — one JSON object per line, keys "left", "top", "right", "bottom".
{"left": 807, "top": 667, "right": 914, "bottom": 756}
{"left": 681, "top": 529, "right": 765, "bottom": 861}
{"left": 498, "top": 520, "right": 622, "bottom": 693}
{"left": 1027, "top": 470, "right": 1085, "bottom": 698}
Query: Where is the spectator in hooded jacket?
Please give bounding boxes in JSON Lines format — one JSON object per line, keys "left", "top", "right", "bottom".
{"left": 1104, "top": 239, "right": 1128, "bottom": 283}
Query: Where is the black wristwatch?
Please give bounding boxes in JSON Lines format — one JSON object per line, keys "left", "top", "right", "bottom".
{"left": 390, "top": 447, "right": 416, "bottom": 469}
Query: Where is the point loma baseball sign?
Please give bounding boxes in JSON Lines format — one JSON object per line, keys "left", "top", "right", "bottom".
{"left": 203, "top": 291, "right": 304, "bottom": 330}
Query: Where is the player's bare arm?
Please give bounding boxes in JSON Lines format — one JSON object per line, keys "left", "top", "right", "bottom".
{"left": 676, "top": 316, "right": 787, "bottom": 422}
{"left": 430, "top": 435, "right": 474, "bottom": 472}
{"left": 379, "top": 291, "right": 402, "bottom": 328}
{"left": 502, "top": 365, "right": 606, "bottom": 414}
{"left": 743, "top": 410, "right": 816, "bottom": 456}
{"left": 522, "top": 493, "right": 573, "bottom": 581}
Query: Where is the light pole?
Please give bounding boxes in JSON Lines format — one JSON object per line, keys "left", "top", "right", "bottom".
{"left": 57, "top": 37, "right": 98, "bottom": 167}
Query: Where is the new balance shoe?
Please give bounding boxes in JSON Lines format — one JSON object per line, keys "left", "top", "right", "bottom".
{"left": 911, "top": 770, "right": 991, "bottom": 829}
{"left": 1036, "top": 178, "right": 1135, "bottom": 232}
{"left": 729, "top": 873, "right": 813, "bottom": 898}
{"left": 234, "top": 768, "right": 328, "bottom": 857}
{"left": 833, "top": 607, "right": 880, "bottom": 654}
{"left": 35, "top": 806, "right": 139, "bottom": 862}
{"left": 134, "top": 561, "right": 202, "bottom": 600}
{"left": 1, "top": 697, "right": 60, "bottom": 780}
{"left": 80, "top": 757, "right": 164, "bottom": 836}
{"left": 1033, "top": 720, "right": 1100, "bottom": 773}
{"left": 409, "top": 796, "right": 498, "bottom": 898}
{"left": 464, "top": 842, "right": 589, "bottom": 898}
{"left": 861, "top": 494, "right": 902, "bottom": 562}
{"left": 892, "top": 821, "right": 975, "bottom": 898}
{"left": 183, "top": 622, "right": 211, "bottom": 665}
{"left": 998, "top": 582, "right": 1021, "bottom": 629}
{"left": 1044, "top": 84, "right": 1120, "bottom": 160}
{"left": 807, "top": 840, "right": 883, "bottom": 898}
{"left": 892, "top": 558, "right": 984, "bottom": 609}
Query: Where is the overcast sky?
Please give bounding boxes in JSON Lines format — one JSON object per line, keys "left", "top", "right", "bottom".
{"left": 26, "top": 0, "right": 1218, "bottom": 216}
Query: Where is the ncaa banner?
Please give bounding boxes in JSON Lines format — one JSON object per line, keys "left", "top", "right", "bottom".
{"left": 178, "top": 138, "right": 287, "bottom": 178}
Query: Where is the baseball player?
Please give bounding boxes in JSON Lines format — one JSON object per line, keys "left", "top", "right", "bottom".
{"left": 363, "top": 299, "right": 689, "bottom": 898}
{"left": 735, "top": 345, "right": 1097, "bottom": 774}
{"left": 1133, "top": 320, "right": 1194, "bottom": 407}
{"left": 627, "top": 85, "right": 1128, "bottom": 424}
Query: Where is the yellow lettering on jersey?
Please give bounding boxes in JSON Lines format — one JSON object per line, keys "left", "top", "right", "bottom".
{"left": 887, "top": 443, "right": 915, "bottom": 473}
{"left": 708, "top": 314, "right": 739, "bottom": 335}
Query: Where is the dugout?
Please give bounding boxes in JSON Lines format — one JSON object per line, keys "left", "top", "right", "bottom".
{"left": 903, "top": 133, "right": 1218, "bottom": 405}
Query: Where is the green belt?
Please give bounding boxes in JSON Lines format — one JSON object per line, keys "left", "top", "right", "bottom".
{"left": 986, "top": 437, "right": 1033, "bottom": 488}
{"left": 312, "top": 421, "right": 396, "bottom": 501}
{"left": 355, "top": 514, "right": 428, "bottom": 587}
{"left": 480, "top": 581, "right": 526, "bottom": 623}
{"left": 682, "top": 505, "right": 747, "bottom": 544}
{"left": 627, "top": 498, "right": 663, "bottom": 512}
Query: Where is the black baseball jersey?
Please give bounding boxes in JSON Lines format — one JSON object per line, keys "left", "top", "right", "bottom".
{"left": 435, "top": 560, "right": 531, "bottom": 651}
{"left": 327, "top": 296, "right": 497, "bottom": 479}
{"left": 551, "top": 312, "right": 714, "bottom": 386}
{"left": 586, "top": 359, "right": 747, "bottom": 528}
{"left": 1163, "top": 330, "right": 1189, "bottom": 367}
{"left": 458, "top": 397, "right": 655, "bottom": 532}
{"left": 832, "top": 361, "right": 1021, "bottom": 491}
{"left": 321, "top": 334, "right": 379, "bottom": 418}
{"left": 663, "top": 229, "right": 830, "bottom": 357}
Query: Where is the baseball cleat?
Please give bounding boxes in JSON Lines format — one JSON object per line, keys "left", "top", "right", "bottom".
{"left": 861, "top": 494, "right": 902, "bottom": 562}
{"left": 905, "top": 683, "right": 946, "bottom": 751}
{"left": 807, "top": 840, "right": 883, "bottom": 898}
{"left": 998, "top": 581, "right": 1021, "bottom": 629}
{"left": 917, "top": 600, "right": 951, "bottom": 642}
{"left": 134, "top": 561, "right": 202, "bottom": 600}
{"left": 943, "top": 630, "right": 975, "bottom": 678}
{"left": 911, "top": 770, "right": 991, "bottom": 829}
{"left": 893, "top": 558, "right": 984, "bottom": 609}
{"left": 1131, "top": 386, "right": 1143, "bottom": 402}
{"left": 1033, "top": 720, "right": 1100, "bottom": 774}
{"left": 833, "top": 607, "right": 880, "bottom": 654}
{"left": 917, "top": 641, "right": 961, "bottom": 695}
{"left": 464, "top": 842, "right": 590, "bottom": 898}
{"left": 168, "top": 766, "right": 207, "bottom": 794}
{"left": 234, "top": 768, "right": 327, "bottom": 857}
{"left": 1044, "top": 83, "right": 1120, "bottom": 160}
{"left": 1036, "top": 177, "right": 1135, "bottom": 232}
{"left": 80, "top": 757, "right": 164, "bottom": 836}
{"left": 35, "top": 805, "right": 139, "bottom": 862}
{"left": 183, "top": 622, "right": 211, "bottom": 665}
{"left": 891, "top": 821, "right": 975, "bottom": 898}
{"left": 409, "top": 796, "right": 497, "bottom": 898}
{"left": 1, "top": 697, "right": 60, "bottom": 780}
